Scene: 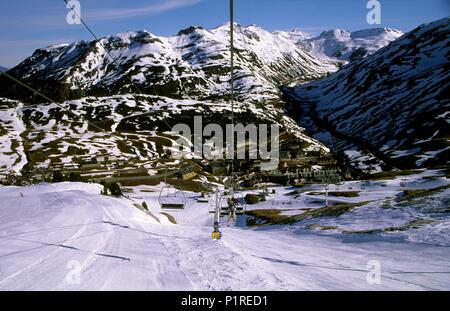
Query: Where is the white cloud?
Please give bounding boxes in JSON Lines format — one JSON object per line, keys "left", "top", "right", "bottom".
{"left": 1, "top": 39, "right": 75, "bottom": 48}
{"left": 87, "top": 0, "right": 204, "bottom": 21}
{"left": 0, "top": 0, "right": 205, "bottom": 28}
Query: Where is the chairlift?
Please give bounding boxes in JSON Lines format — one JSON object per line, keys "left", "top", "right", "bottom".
{"left": 211, "top": 0, "right": 246, "bottom": 234}
{"left": 197, "top": 192, "right": 210, "bottom": 203}
{"left": 198, "top": 181, "right": 213, "bottom": 203}
{"left": 159, "top": 185, "right": 186, "bottom": 210}
{"left": 219, "top": 190, "right": 246, "bottom": 218}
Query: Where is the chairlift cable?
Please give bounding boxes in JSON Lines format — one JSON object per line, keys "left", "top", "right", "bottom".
{"left": 0, "top": 70, "right": 107, "bottom": 134}
{"left": 62, "top": 0, "right": 173, "bottom": 132}
{"left": 2, "top": 2, "right": 177, "bottom": 163}
{"left": 0, "top": 70, "right": 173, "bottom": 167}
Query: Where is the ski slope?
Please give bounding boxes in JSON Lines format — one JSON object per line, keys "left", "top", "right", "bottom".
{"left": 0, "top": 181, "right": 449, "bottom": 290}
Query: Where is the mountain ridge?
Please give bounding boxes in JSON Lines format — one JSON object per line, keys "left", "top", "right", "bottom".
{"left": 0, "top": 23, "right": 336, "bottom": 104}
{"left": 0, "top": 23, "right": 403, "bottom": 104}
{"left": 302, "top": 27, "right": 404, "bottom": 62}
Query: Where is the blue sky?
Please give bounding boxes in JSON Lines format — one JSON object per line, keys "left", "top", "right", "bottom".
{"left": 0, "top": 0, "right": 448, "bottom": 67}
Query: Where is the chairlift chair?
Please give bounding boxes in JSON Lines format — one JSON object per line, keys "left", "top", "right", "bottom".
{"left": 233, "top": 193, "right": 246, "bottom": 216}
{"left": 197, "top": 192, "right": 210, "bottom": 203}
{"left": 219, "top": 191, "right": 246, "bottom": 217}
{"left": 159, "top": 185, "right": 186, "bottom": 210}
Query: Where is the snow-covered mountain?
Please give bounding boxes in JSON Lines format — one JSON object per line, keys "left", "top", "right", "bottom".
{"left": 284, "top": 18, "right": 450, "bottom": 172}
{"left": 0, "top": 66, "right": 8, "bottom": 72}
{"left": 302, "top": 28, "right": 404, "bottom": 62}
{"left": 0, "top": 23, "right": 337, "bottom": 104}
{"left": 273, "top": 29, "right": 313, "bottom": 42}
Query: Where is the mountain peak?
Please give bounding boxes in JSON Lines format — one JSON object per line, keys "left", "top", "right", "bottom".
{"left": 307, "top": 27, "right": 404, "bottom": 61}
{"left": 350, "top": 27, "right": 404, "bottom": 39}
{"left": 288, "top": 28, "right": 312, "bottom": 37}
{"left": 274, "top": 28, "right": 312, "bottom": 41}
{"left": 177, "top": 26, "right": 204, "bottom": 36}
{"left": 106, "top": 30, "right": 153, "bottom": 41}
{"left": 318, "top": 29, "right": 350, "bottom": 39}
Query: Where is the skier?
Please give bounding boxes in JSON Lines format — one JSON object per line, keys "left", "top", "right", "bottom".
{"left": 227, "top": 197, "right": 237, "bottom": 222}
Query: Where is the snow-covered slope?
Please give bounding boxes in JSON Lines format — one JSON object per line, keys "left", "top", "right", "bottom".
{"left": 0, "top": 175, "right": 449, "bottom": 290}
{"left": 284, "top": 18, "right": 450, "bottom": 171}
{"left": 303, "top": 28, "right": 404, "bottom": 62}
{"left": 273, "top": 29, "right": 313, "bottom": 42}
{"left": 0, "top": 99, "right": 26, "bottom": 173}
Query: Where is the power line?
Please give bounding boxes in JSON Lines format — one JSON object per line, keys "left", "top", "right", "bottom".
{"left": 0, "top": 69, "right": 186, "bottom": 176}
{"left": 0, "top": 70, "right": 108, "bottom": 134}
{"left": 0, "top": 1, "right": 207, "bottom": 178}
{"left": 1, "top": 1, "right": 245, "bottom": 180}
{"left": 0, "top": 68, "right": 177, "bottom": 165}
{"left": 63, "top": 0, "right": 115, "bottom": 65}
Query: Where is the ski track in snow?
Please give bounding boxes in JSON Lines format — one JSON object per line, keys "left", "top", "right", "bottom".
{"left": 0, "top": 182, "right": 449, "bottom": 290}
